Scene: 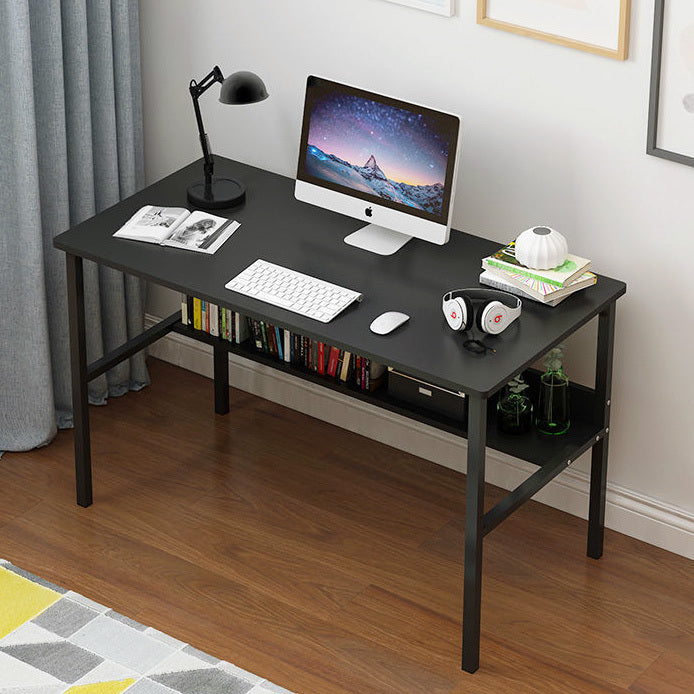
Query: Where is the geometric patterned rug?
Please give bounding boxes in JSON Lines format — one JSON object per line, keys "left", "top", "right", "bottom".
{"left": 0, "top": 560, "right": 296, "bottom": 694}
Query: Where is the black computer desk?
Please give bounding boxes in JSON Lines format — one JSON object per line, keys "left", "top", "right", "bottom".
{"left": 54, "top": 156, "right": 626, "bottom": 673}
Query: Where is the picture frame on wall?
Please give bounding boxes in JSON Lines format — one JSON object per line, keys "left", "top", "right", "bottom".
{"left": 647, "top": 0, "right": 694, "bottom": 167}
{"left": 477, "top": 1, "right": 631, "bottom": 60}
{"left": 382, "top": 0, "right": 454, "bottom": 17}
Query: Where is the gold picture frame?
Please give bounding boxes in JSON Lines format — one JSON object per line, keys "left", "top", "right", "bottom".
{"left": 477, "top": 0, "right": 631, "bottom": 60}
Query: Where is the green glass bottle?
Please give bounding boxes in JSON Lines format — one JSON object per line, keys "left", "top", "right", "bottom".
{"left": 535, "top": 347, "right": 570, "bottom": 435}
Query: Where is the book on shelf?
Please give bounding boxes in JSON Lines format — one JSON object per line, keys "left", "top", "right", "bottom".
{"left": 339, "top": 351, "right": 352, "bottom": 382}
{"left": 182, "top": 295, "right": 248, "bottom": 344}
{"left": 283, "top": 329, "right": 291, "bottom": 363}
{"left": 202, "top": 300, "right": 209, "bottom": 332}
{"left": 482, "top": 240, "right": 590, "bottom": 288}
{"left": 209, "top": 303, "right": 219, "bottom": 337}
{"left": 113, "top": 205, "right": 239, "bottom": 254}
{"left": 326, "top": 346, "right": 340, "bottom": 378}
{"left": 192, "top": 297, "right": 201, "bottom": 330}
{"left": 317, "top": 342, "right": 326, "bottom": 375}
{"left": 180, "top": 294, "right": 188, "bottom": 325}
{"left": 479, "top": 269, "right": 597, "bottom": 305}
{"left": 231, "top": 311, "right": 248, "bottom": 344}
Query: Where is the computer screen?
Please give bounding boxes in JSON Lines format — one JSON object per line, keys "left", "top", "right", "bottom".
{"left": 295, "top": 76, "right": 460, "bottom": 255}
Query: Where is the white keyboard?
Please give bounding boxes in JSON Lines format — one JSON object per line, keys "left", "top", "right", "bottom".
{"left": 225, "top": 259, "right": 363, "bottom": 323}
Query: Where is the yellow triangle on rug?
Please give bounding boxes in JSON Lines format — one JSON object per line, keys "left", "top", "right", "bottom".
{"left": 64, "top": 678, "right": 136, "bottom": 694}
{"left": 0, "top": 566, "right": 61, "bottom": 640}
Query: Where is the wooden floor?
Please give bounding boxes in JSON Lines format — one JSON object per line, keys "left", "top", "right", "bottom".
{"left": 1, "top": 358, "right": 693, "bottom": 694}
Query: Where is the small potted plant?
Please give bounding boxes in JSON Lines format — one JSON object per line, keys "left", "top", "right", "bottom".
{"left": 496, "top": 372, "right": 533, "bottom": 434}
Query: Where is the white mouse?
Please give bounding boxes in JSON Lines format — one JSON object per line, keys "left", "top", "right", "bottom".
{"left": 369, "top": 311, "right": 410, "bottom": 335}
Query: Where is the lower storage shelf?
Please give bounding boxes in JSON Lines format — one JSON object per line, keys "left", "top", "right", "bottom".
{"left": 172, "top": 320, "right": 604, "bottom": 473}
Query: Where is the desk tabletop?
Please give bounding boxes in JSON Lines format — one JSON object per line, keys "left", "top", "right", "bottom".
{"left": 54, "top": 157, "right": 626, "bottom": 397}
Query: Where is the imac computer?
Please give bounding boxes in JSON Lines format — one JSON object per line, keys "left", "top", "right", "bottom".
{"left": 295, "top": 76, "right": 461, "bottom": 255}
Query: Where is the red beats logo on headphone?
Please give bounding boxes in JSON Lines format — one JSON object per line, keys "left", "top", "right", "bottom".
{"left": 451, "top": 310, "right": 457, "bottom": 320}
{"left": 494, "top": 314, "right": 502, "bottom": 323}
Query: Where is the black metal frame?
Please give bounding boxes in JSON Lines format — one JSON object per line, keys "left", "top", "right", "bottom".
{"left": 646, "top": 0, "right": 694, "bottom": 168}
{"left": 65, "top": 245, "right": 618, "bottom": 673}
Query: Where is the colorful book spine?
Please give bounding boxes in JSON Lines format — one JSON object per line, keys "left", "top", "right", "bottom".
{"left": 259, "top": 322, "right": 269, "bottom": 353}
{"left": 339, "top": 351, "right": 352, "bottom": 382}
{"left": 209, "top": 304, "right": 219, "bottom": 337}
{"left": 283, "top": 329, "right": 291, "bottom": 363}
{"left": 317, "top": 342, "right": 325, "bottom": 375}
{"left": 267, "top": 325, "right": 278, "bottom": 357}
{"left": 274, "top": 326, "right": 284, "bottom": 361}
{"left": 327, "top": 346, "right": 340, "bottom": 377}
{"left": 180, "top": 295, "right": 188, "bottom": 326}
{"left": 193, "top": 298, "right": 201, "bottom": 330}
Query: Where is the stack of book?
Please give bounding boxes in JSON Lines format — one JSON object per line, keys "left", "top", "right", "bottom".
{"left": 480, "top": 240, "right": 596, "bottom": 306}
{"left": 180, "top": 295, "right": 386, "bottom": 393}
{"left": 245, "top": 317, "right": 386, "bottom": 392}
{"left": 181, "top": 295, "right": 249, "bottom": 343}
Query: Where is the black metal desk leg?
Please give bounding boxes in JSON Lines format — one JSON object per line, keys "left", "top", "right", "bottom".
{"left": 213, "top": 344, "right": 229, "bottom": 415}
{"left": 66, "top": 253, "right": 93, "bottom": 507}
{"left": 462, "top": 391, "right": 487, "bottom": 673}
{"left": 588, "top": 302, "right": 616, "bottom": 559}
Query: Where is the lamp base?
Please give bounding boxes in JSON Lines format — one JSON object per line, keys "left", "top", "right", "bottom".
{"left": 187, "top": 177, "right": 246, "bottom": 209}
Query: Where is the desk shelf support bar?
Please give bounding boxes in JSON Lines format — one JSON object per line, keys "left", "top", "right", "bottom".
{"left": 66, "top": 253, "right": 92, "bottom": 508}
{"left": 87, "top": 311, "right": 182, "bottom": 381}
{"left": 462, "top": 391, "right": 487, "bottom": 673}
{"left": 483, "top": 457, "right": 569, "bottom": 537}
{"left": 588, "top": 302, "right": 616, "bottom": 559}
{"left": 213, "top": 344, "right": 230, "bottom": 414}
{"left": 482, "top": 431, "right": 605, "bottom": 537}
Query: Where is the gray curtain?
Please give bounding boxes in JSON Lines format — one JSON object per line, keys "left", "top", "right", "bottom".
{"left": 0, "top": 0, "right": 147, "bottom": 452}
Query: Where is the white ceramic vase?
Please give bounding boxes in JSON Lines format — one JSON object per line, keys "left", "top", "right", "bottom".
{"left": 514, "top": 226, "right": 568, "bottom": 270}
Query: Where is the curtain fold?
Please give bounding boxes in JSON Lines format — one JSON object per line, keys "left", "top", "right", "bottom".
{"left": 0, "top": 0, "right": 147, "bottom": 451}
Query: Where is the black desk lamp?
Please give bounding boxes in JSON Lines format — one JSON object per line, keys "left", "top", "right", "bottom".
{"left": 187, "top": 66, "right": 268, "bottom": 209}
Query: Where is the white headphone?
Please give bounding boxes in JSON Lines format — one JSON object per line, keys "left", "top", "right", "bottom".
{"left": 442, "top": 288, "right": 522, "bottom": 336}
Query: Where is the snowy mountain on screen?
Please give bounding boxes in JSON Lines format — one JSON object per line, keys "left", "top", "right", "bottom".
{"left": 305, "top": 145, "right": 444, "bottom": 215}
{"left": 362, "top": 154, "right": 387, "bottom": 180}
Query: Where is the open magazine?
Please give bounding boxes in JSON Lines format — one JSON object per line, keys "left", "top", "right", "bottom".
{"left": 113, "top": 205, "right": 240, "bottom": 254}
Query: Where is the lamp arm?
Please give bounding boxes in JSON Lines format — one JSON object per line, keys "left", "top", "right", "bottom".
{"left": 189, "top": 66, "right": 225, "bottom": 185}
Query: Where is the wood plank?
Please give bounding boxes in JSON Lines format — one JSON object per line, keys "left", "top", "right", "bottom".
{"left": 630, "top": 651, "right": 694, "bottom": 694}
{"left": 0, "top": 476, "right": 42, "bottom": 529}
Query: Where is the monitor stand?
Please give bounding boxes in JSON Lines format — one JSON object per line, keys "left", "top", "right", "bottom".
{"left": 344, "top": 224, "right": 412, "bottom": 256}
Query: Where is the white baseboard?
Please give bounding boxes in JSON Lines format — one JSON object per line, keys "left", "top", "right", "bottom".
{"left": 146, "top": 315, "right": 694, "bottom": 561}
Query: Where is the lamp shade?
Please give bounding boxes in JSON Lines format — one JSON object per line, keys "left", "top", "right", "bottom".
{"left": 219, "top": 71, "right": 269, "bottom": 105}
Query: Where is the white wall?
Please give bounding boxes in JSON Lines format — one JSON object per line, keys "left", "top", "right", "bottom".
{"left": 139, "top": 1, "right": 694, "bottom": 554}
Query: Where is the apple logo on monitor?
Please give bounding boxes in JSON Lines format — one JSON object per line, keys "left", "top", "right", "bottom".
{"left": 365, "top": 207, "right": 373, "bottom": 218}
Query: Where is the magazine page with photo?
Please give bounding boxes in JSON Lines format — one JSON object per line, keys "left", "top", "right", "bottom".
{"left": 161, "top": 211, "right": 239, "bottom": 253}
{"left": 113, "top": 205, "right": 190, "bottom": 243}
{"left": 113, "top": 206, "right": 239, "bottom": 253}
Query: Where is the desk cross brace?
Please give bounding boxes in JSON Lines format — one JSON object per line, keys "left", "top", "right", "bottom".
{"left": 481, "top": 432, "right": 605, "bottom": 538}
